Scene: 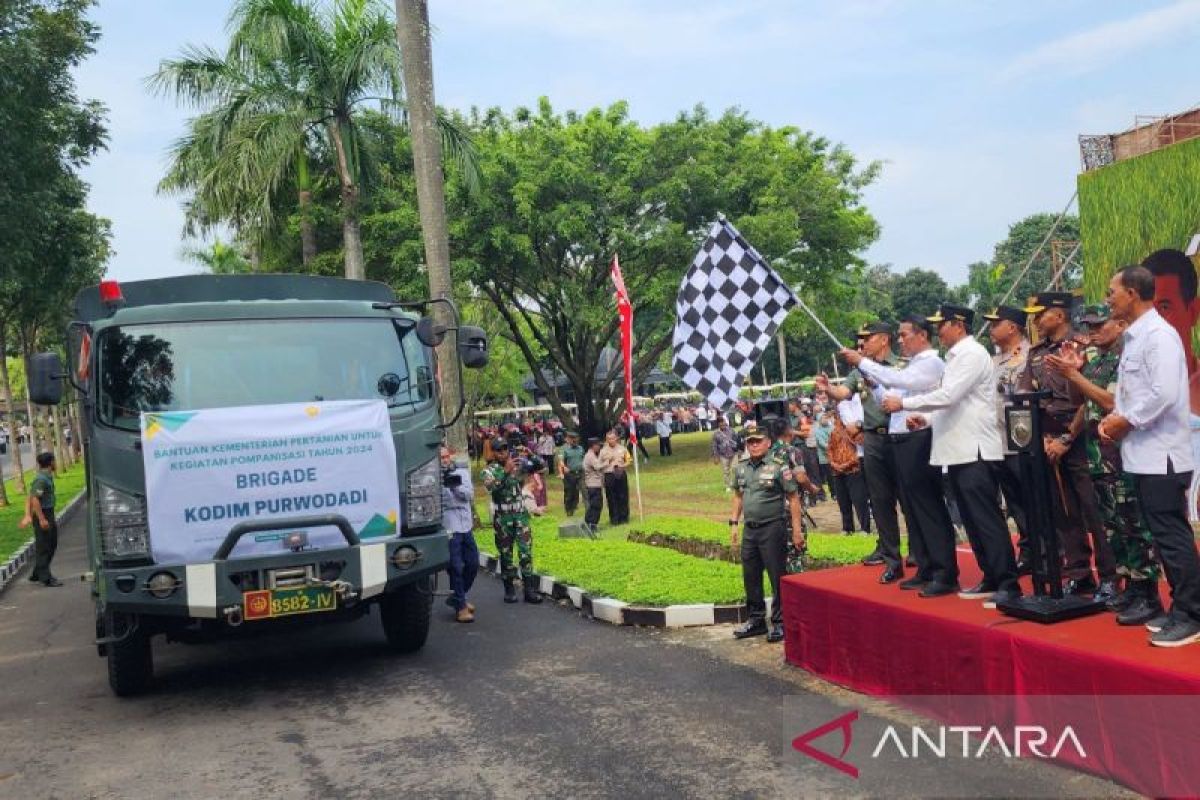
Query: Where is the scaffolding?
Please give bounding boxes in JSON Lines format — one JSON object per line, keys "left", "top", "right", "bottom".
{"left": 1080, "top": 107, "right": 1200, "bottom": 171}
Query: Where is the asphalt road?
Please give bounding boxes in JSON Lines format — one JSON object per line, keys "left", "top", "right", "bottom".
{"left": 0, "top": 513, "right": 1129, "bottom": 799}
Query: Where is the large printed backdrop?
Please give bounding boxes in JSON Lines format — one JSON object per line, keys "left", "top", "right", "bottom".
{"left": 141, "top": 400, "right": 399, "bottom": 564}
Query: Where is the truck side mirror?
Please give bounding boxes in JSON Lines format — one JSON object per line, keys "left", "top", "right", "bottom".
{"left": 458, "top": 325, "right": 489, "bottom": 369}
{"left": 415, "top": 316, "right": 446, "bottom": 347}
{"left": 29, "top": 352, "right": 64, "bottom": 405}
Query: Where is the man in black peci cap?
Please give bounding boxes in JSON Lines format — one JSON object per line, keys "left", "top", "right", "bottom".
{"left": 882, "top": 303, "right": 1020, "bottom": 606}
{"left": 1019, "top": 291, "right": 1115, "bottom": 598}
{"left": 983, "top": 304, "right": 1033, "bottom": 573}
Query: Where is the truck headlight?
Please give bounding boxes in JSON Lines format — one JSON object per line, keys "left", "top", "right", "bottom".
{"left": 97, "top": 482, "right": 150, "bottom": 559}
{"left": 405, "top": 458, "right": 442, "bottom": 528}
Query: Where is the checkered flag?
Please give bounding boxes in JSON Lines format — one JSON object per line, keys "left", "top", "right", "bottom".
{"left": 671, "top": 219, "right": 798, "bottom": 409}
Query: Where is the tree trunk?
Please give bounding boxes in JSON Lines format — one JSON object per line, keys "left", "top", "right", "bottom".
{"left": 777, "top": 333, "right": 787, "bottom": 384}
{"left": 297, "top": 151, "right": 317, "bottom": 268}
{"left": 51, "top": 402, "right": 67, "bottom": 471}
{"left": 327, "top": 120, "right": 365, "bottom": 281}
{"left": 299, "top": 190, "right": 317, "bottom": 268}
{"left": 0, "top": 330, "right": 26, "bottom": 494}
{"left": 395, "top": 0, "right": 466, "bottom": 453}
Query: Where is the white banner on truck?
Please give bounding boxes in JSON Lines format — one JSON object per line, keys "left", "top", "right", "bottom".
{"left": 141, "top": 400, "right": 399, "bottom": 564}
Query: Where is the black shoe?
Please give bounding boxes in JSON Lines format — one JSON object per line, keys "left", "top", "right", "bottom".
{"left": 919, "top": 581, "right": 960, "bottom": 598}
{"left": 523, "top": 582, "right": 543, "bottom": 604}
{"left": 1144, "top": 612, "right": 1172, "bottom": 633}
{"left": 1107, "top": 582, "right": 1136, "bottom": 612}
{"left": 766, "top": 624, "right": 785, "bottom": 643}
{"left": 1016, "top": 556, "right": 1033, "bottom": 576}
{"left": 1063, "top": 576, "right": 1098, "bottom": 596}
{"left": 1093, "top": 579, "right": 1119, "bottom": 606}
{"left": 983, "top": 587, "right": 1023, "bottom": 609}
{"left": 957, "top": 581, "right": 997, "bottom": 600}
{"left": 1118, "top": 595, "right": 1164, "bottom": 626}
{"left": 878, "top": 568, "right": 903, "bottom": 584}
{"left": 1150, "top": 617, "right": 1200, "bottom": 647}
{"left": 899, "top": 576, "right": 928, "bottom": 591}
{"left": 502, "top": 579, "right": 519, "bottom": 604}
{"left": 842, "top": 530, "right": 854, "bottom": 537}
{"left": 42, "top": 577, "right": 63, "bottom": 587}
{"left": 27, "top": 574, "right": 39, "bottom": 583}
{"left": 861, "top": 553, "right": 885, "bottom": 566}
{"left": 733, "top": 620, "right": 768, "bottom": 639}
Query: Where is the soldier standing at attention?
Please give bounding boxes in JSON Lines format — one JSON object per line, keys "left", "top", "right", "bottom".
{"left": 22, "top": 452, "right": 61, "bottom": 587}
{"left": 480, "top": 438, "right": 543, "bottom": 604}
{"left": 1046, "top": 305, "right": 1155, "bottom": 618}
{"left": 557, "top": 431, "right": 586, "bottom": 516}
{"left": 729, "top": 428, "right": 805, "bottom": 643}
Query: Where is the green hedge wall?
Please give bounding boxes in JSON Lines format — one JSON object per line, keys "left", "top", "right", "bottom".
{"left": 1078, "top": 135, "right": 1200, "bottom": 300}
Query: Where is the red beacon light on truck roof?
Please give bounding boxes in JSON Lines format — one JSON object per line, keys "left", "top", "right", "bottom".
{"left": 98, "top": 279, "right": 124, "bottom": 306}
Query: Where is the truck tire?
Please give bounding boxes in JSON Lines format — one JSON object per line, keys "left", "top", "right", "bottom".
{"left": 105, "top": 611, "right": 153, "bottom": 697}
{"left": 379, "top": 576, "right": 432, "bottom": 654}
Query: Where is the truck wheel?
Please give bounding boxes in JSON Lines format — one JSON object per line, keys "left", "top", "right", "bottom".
{"left": 379, "top": 576, "right": 432, "bottom": 654}
{"left": 105, "top": 611, "right": 153, "bottom": 696}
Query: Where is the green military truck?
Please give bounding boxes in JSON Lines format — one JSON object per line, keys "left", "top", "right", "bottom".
{"left": 29, "top": 274, "right": 487, "bottom": 696}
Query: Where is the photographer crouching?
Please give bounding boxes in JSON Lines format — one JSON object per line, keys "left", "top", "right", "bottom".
{"left": 441, "top": 445, "right": 479, "bottom": 622}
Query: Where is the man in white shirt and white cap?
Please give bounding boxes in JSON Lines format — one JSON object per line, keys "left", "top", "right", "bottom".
{"left": 1101, "top": 265, "right": 1200, "bottom": 647}
{"left": 881, "top": 303, "right": 1021, "bottom": 609}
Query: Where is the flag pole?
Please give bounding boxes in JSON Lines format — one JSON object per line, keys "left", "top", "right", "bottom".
{"left": 794, "top": 294, "right": 844, "bottom": 350}
{"left": 631, "top": 427, "right": 645, "bottom": 522}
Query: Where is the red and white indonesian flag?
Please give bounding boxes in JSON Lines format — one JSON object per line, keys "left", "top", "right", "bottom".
{"left": 611, "top": 255, "right": 637, "bottom": 443}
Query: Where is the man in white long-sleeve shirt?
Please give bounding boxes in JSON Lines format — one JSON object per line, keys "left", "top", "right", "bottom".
{"left": 881, "top": 304, "right": 1021, "bottom": 608}
{"left": 1100, "top": 266, "right": 1200, "bottom": 647}
{"left": 842, "top": 316, "right": 958, "bottom": 595}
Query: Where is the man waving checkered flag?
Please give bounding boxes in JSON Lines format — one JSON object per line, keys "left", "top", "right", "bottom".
{"left": 671, "top": 218, "right": 798, "bottom": 410}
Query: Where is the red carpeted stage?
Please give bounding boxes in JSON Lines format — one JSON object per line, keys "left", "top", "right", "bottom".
{"left": 781, "top": 547, "right": 1200, "bottom": 795}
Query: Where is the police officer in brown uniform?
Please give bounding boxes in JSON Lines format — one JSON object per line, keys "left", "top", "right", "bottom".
{"left": 1018, "top": 291, "right": 1116, "bottom": 595}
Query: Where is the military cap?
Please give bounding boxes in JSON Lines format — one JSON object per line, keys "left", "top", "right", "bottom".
{"left": 1024, "top": 291, "right": 1074, "bottom": 314}
{"left": 564, "top": 430, "right": 579, "bottom": 438}
{"left": 857, "top": 321, "right": 892, "bottom": 337}
{"left": 926, "top": 303, "right": 975, "bottom": 328}
{"left": 982, "top": 305, "right": 1027, "bottom": 326}
{"left": 1078, "top": 304, "right": 1111, "bottom": 325}
{"left": 743, "top": 427, "right": 768, "bottom": 441}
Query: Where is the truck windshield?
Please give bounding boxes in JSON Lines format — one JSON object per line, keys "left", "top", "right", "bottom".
{"left": 97, "top": 318, "right": 432, "bottom": 430}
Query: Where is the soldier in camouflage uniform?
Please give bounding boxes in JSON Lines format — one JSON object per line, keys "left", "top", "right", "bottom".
{"left": 480, "top": 437, "right": 544, "bottom": 604}
{"left": 765, "top": 416, "right": 815, "bottom": 574}
{"left": 1046, "top": 305, "right": 1161, "bottom": 624}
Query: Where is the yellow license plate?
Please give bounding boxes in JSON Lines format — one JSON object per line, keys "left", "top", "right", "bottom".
{"left": 242, "top": 587, "right": 336, "bottom": 620}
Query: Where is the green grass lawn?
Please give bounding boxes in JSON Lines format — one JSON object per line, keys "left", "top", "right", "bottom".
{"left": 470, "top": 431, "right": 878, "bottom": 605}
{"left": 0, "top": 462, "right": 86, "bottom": 563}
{"left": 627, "top": 513, "right": 903, "bottom": 567}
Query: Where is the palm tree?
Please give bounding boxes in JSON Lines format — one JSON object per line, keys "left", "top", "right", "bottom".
{"left": 184, "top": 239, "right": 252, "bottom": 274}
{"left": 396, "top": 0, "right": 463, "bottom": 450}
{"left": 150, "top": 0, "right": 475, "bottom": 280}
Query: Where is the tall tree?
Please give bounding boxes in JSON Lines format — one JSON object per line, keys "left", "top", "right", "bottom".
{"left": 451, "top": 101, "right": 879, "bottom": 434}
{"left": 889, "top": 267, "right": 959, "bottom": 320}
{"left": 395, "top": 0, "right": 465, "bottom": 450}
{"left": 151, "top": 0, "right": 476, "bottom": 279}
{"left": 965, "top": 212, "right": 1082, "bottom": 311}
{"left": 0, "top": 0, "right": 109, "bottom": 496}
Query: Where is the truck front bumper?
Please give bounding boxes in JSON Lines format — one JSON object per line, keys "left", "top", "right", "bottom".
{"left": 98, "top": 531, "right": 449, "bottom": 619}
